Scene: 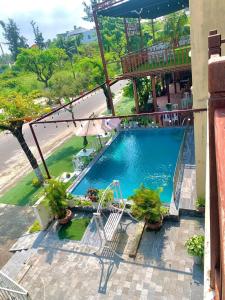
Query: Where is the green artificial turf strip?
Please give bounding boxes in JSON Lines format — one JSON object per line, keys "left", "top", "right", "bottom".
{"left": 58, "top": 218, "right": 90, "bottom": 241}
{"left": 0, "top": 136, "right": 96, "bottom": 206}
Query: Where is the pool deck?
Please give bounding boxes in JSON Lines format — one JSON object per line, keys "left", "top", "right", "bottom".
{"left": 178, "top": 127, "right": 197, "bottom": 210}
{"left": 12, "top": 215, "right": 204, "bottom": 300}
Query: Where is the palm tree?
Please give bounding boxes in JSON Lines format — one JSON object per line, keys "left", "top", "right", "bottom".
{"left": 163, "top": 12, "right": 190, "bottom": 48}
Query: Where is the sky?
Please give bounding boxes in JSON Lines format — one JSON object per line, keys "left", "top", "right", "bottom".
{"left": 0, "top": 0, "right": 94, "bottom": 52}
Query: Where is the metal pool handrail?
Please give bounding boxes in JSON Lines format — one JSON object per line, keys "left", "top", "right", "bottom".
{"left": 173, "top": 126, "right": 189, "bottom": 205}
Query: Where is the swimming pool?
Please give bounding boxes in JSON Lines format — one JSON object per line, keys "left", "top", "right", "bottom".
{"left": 71, "top": 128, "right": 184, "bottom": 203}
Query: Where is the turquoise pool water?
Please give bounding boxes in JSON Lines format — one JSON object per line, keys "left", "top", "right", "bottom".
{"left": 71, "top": 128, "right": 184, "bottom": 203}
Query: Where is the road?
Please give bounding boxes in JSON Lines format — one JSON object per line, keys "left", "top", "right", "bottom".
{"left": 0, "top": 80, "right": 128, "bottom": 195}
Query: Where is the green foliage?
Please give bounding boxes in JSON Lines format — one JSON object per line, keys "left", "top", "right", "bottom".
{"left": 47, "top": 71, "right": 78, "bottom": 101}
{"left": 16, "top": 48, "right": 67, "bottom": 87}
{"left": 159, "top": 11, "right": 190, "bottom": 47}
{"left": 31, "top": 20, "right": 45, "bottom": 49}
{"left": 74, "top": 198, "right": 93, "bottom": 207}
{"left": 0, "top": 18, "right": 28, "bottom": 60}
{"left": 28, "top": 220, "right": 41, "bottom": 233}
{"left": 100, "top": 17, "right": 126, "bottom": 59}
{"left": 129, "top": 185, "right": 164, "bottom": 224}
{"left": 44, "top": 179, "right": 68, "bottom": 219}
{"left": 185, "top": 235, "right": 204, "bottom": 257}
{"left": 196, "top": 197, "right": 205, "bottom": 208}
{"left": 32, "top": 178, "right": 42, "bottom": 188}
{"left": 52, "top": 35, "right": 81, "bottom": 59}
{"left": 98, "top": 189, "right": 114, "bottom": 208}
{"left": 0, "top": 93, "right": 47, "bottom": 130}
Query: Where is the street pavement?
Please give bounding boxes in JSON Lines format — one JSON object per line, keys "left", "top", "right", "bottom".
{"left": 0, "top": 80, "right": 128, "bottom": 195}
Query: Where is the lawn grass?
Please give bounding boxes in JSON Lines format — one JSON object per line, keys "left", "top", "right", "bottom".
{"left": 114, "top": 96, "right": 134, "bottom": 116}
{"left": 58, "top": 218, "right": 90, "bottom": 241}
{"left": 0, "top": 136, "right": 97, "bottom": 206}
{"left": 104, "top": 96, "right": 134, "bottom": 116}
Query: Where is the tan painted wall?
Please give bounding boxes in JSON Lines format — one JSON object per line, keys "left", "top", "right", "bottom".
{"left": 190, "top": 0, "right": 225, "bottom": 197}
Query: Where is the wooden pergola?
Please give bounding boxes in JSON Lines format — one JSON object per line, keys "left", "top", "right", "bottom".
{"left": 92, "top": 0, "right": 191, "bottom": 114}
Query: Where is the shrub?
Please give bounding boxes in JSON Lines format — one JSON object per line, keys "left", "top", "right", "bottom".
{"left": 185, "top": 235, "right": 204, "bottom": 257}
{"left": 44, "top": 179, "right": 68, "bottom": 219}
{"left": 98, "top": 189, "right": 114, "bottom": 208}
{"left": 129, "top": 185, "right": 165, "bottom": 224}
{"left": 32, "top": 178, "right": 42, "bottom": 188}
{"left": 29, "top": 220, "right": 41, "bottom": 233}
{"left": 196, "top": 197, "right": 205, "bottom": 208}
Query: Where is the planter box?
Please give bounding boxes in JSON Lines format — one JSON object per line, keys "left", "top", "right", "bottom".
{"left": 33, "top": 196, "right": 53, "bottom": 230}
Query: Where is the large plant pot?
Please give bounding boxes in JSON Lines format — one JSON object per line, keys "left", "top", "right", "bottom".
{"left": 193, "top": 255, "right": 202, "bottom": 265}
{"left": 146, "top": 219, "right": 163, "bottom": 231}
{"left": 58, "top": 209, "right": 73, "bottom": 225}
{"left": 197, "top": 207, "right": 205, "bottom": 214}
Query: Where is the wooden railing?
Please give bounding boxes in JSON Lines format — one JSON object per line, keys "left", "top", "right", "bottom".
{"left": 208, "top": 30, "right": 225, "bottom": 300}
{"left": 121, "top": 45, "right": 191, "bottom": 75}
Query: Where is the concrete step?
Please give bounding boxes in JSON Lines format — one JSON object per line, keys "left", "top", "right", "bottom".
{"left": 1, "top": 249, "right": 35, "bottom": 281}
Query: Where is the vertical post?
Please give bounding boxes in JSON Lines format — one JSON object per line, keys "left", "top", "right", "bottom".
{"left": 166, "top": 82, "right": 170, "bottom": 103}
{"left": 151, "top": 19, "right": 155, "bottom": 43}
{"left": 208, "top": 30, "right": 221, "bottom": 58}
{"left": 138, "top": 17, "right": 144, "bottom": 49}
{"left": 208, "top": 30, "right": 225, "bottom": 299}
{"left": 132, "top": 78, "right": 139, "bottom": 114}
{"left": 124, "top": 18, "right": 131, "bottom": 53}
{"left": 151, "top": 76, "right": 157, "bottom": 111}
{"left": 93, "top": 9, "right": 115, "bottom": 115}
{"left": 29, "top": 123, "right": 51, "bottom": 179}
{"left": 173, "top": 72, "right": 177, "bottom": 94}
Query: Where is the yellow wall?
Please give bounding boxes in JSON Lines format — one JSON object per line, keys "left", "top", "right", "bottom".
{"left": 190, "top": 0, "right": 225, "bottom": 197}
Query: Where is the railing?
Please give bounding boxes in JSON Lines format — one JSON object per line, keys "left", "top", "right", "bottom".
{"left": 0, "top": 271, "right": 30, "bottom": 300}
{"left": 121, "top": 45, "right": 191, "bottom": 75}
{"left": 207, "top": 30, "right": 225, "bottom": 300}
{"left": 173, "top": 124, "right": 189, "bottom": 206}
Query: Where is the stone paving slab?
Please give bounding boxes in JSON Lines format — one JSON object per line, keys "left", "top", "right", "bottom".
{"left": 0, "top": 204, "right": 35, "bottom": 268}
{"left": 19, "top": 216, "right": 204, "bottom": 300}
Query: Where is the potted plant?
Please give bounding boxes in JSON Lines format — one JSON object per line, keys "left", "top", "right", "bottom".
{"left": 44, "top": 179, "right": 73, "bottom": 225}
{"left": 86, "top": 188, "right": 99, "bottom": 202}
{"left": 185, "top": 235, "right": 204, "bottom": 265}
{"left": 196, "top": 197, "right": 205, "bottom": 213}
{"left": 129, "top": 185, "right": 167, "bottom": 231}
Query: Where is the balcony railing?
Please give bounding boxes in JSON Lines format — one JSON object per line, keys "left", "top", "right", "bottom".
{"left": 121, "top": 45, "right": 191, "bottom": 75}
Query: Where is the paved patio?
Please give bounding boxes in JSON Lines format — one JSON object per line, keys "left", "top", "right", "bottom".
{"left": 0, "top": 204, "right": 35, "bottom": 268}
{"left": 18, "top": 216, "right": 204, "bottom": 300}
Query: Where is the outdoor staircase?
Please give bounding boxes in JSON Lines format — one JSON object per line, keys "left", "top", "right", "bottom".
{"left": 1, "top": 249, "right": 34, "bottom": 281}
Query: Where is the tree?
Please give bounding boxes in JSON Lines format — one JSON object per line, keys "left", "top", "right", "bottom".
{"left": 31, "top": 20, "right": 45, "bottom": 49}
{"left": 0, "top": 93, "right": 49, "bottom": 182}
{"left": 76, "top": 55, "right": 115, "bottom": 111}
{"left": 100, "top": 17, "right": 126, "bottom": 60}
{"left": 0, "top": 19, "right": 28, "bottom": 60}
{"left": 16, "top": 48, "right": 67, "bottom": 87}
{"left": 161, "top": 12, "right": 190, "bottom": 47}
{"left": 82, "top": 0, "right": 100, "bottom": 22}
{"left": 53, "top": 35, "right": 82, "bottom": 78}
